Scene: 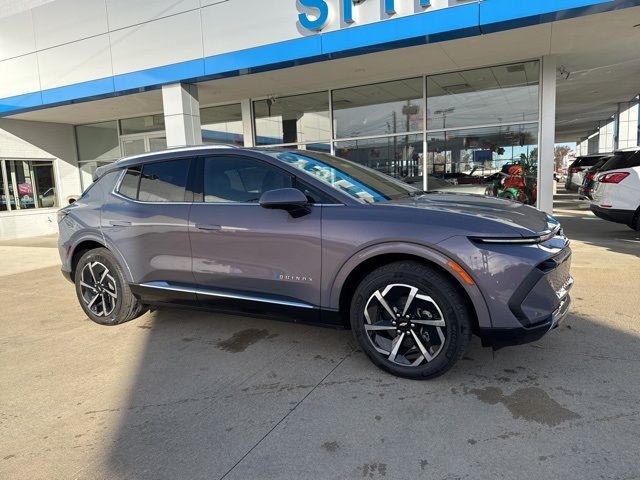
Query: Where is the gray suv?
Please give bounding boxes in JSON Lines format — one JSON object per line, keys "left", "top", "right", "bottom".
{"left": 58, "top": 146, "right": 573, "bottom": 379}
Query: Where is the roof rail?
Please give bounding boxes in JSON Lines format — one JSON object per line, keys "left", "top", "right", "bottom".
{"left": 115, "top": 143, "right": 239, "bottom": 163}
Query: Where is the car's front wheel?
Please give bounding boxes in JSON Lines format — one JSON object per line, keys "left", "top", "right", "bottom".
{"left": 74, "top": 248, "right": 146, "bottom": 326}
{"left": 350, "top": 261, "right": 472, "bottom": 379}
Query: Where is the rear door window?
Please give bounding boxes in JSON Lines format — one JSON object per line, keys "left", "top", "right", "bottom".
{"left": 118, "top": 160, "right": 190, "bottom": 202}
{"left": 138, "top": 160, "right": 190, "bottom": 202}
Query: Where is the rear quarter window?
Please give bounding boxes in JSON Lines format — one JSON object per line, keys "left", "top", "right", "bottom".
{"left": 118, "top": 167, "right": 141, "bottom": 199}
{"left": 577, "top": 156, "right": 606, "bottom": 167}
{"left": 601, "top": 151, "right": 640, "bottom": 171}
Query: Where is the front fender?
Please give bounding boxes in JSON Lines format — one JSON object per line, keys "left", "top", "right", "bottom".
{"left": 326, "top": 241, "right": 492, "bottom": 329}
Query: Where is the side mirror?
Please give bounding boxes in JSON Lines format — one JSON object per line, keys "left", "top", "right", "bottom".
{"left": 259, "top": 188, "right": 310, "bottom": 217}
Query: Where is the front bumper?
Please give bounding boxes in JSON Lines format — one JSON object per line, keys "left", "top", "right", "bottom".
{"left": 478, "top": 245, "right": 573, "bottom": 349}
{"left": 479, "top": 294, "right": 571, "bottom": 349}
{"left": 61, "top": 268, "right": 73, "bottom": 283}
{"left": 590, "top": 205, "right": 634, "bottom": 226}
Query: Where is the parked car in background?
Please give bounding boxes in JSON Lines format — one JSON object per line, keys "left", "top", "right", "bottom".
{"left": 58, "top": 146, "right": 573, "bottom": 379}
{"left": 591, "top": 148, "right": 640, "bottom": 230}
{"left": 566, "top": 154, "right": 610, "bottom": 191}
{"left": 578, "top": 156, "right": 611, "bottom": 200}
{"left": 39, "top": 187, "right": 57, "bottom": 208}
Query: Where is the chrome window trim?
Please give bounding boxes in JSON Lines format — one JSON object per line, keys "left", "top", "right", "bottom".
{"left": 138, "top": 281, "right": 317, "bottom": 310}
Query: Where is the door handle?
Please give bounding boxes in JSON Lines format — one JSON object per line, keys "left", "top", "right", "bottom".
{"left": 109, "top": 220, "right": 132, "bottom": 227}
{"left": 195, "top": 224, "right": 221, "bottom": 232}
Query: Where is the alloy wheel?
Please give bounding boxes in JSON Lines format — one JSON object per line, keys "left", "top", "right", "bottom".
{"left": 79, "top": 261, "right": 118, "bottom": 317}
{"left": 363, "top": 283, "right": 446, "bottom": 367}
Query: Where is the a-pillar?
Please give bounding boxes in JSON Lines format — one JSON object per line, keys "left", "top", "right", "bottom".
{"left": 162, "top": 83, "right": 202, "bottom": 148}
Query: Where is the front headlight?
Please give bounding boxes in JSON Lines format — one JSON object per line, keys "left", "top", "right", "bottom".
{"left": 470, "top": 224, "right": 562, "bottom": 245}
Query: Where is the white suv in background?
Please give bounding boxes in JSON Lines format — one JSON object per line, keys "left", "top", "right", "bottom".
{"left": 591, "top": 148, "right": 640, "bottom": 231}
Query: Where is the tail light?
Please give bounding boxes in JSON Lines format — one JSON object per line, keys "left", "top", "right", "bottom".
{"left": 598, "top": 172, "right": 630, "bottom": 184}
{"left": 568, "top": 166, "right": 583, "bottom": 174}
{"left": 585, "top": 172, "right": 596, "bottom": 182}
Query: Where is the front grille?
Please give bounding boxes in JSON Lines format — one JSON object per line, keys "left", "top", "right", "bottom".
{"left": 542, "top": 253, "right": 572, "bottom": 298}
{"left": 509, "top": 248, "right": 573, "bottom": 327}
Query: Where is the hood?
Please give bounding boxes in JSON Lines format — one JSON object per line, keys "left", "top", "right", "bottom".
{"left": 386, "top": 192, "right": 552, "bottom": 236}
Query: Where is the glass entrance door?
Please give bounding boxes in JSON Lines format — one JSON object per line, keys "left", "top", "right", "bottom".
{"left": 120, "top": 133, "right": 167, "bottom": 156}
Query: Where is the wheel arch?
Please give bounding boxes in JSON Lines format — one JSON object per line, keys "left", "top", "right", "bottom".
{"left": 330, "top": 243, "right": 491, "bottom": 332}
{"left": 70, "top": 236, "right": 133, "bottom": 283}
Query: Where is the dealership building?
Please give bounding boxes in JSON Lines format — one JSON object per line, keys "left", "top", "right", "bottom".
{"left": 0, "top": 0, "right": 639, "bottom": 240}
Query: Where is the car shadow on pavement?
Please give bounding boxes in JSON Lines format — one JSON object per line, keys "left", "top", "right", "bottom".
{"left": 102, "top": 305, "right": 640, "bottom": 480}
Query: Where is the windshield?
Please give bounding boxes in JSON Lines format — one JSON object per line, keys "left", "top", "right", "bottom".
{"left": 262, "top": 150, "right": 420, "bottom": 203}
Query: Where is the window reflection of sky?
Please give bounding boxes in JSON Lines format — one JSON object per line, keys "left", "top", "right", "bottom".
{"left": 274, "top": 152, "right": 385, "bottom": 203}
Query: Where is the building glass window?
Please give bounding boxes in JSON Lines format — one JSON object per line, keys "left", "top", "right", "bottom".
{"left": 76, "top": 121, "right": 122, "bottom": 190}
{"left": 76, "top": 121, "right": 120, "bottom": 162}
{"left": 0, "top": 160, "right": 57, "bottom": 211}
{"left": 332, "top": 78, "right": 423, "bottom": 139}
{"left": 79, "top": 161, "right": 112, "bottom": 191}
{"left": 334, "top": 135, "right": 424, "bottom": 188}
{"left": 120, "top": 114, "right": 165, "bottom": 135}
{"left": 254, "top": 92, "right": 330, "bottom": 145}
{"left": 201, "top": 104, "right": 244, "bottom": 146}
{"left": 0, "top": 162, "right": 8, "bottom": 212}
{"left": 426, "top": 124, "right": 539, "bottom": 205}
{"left": 427, "top": 61, "right": 539, "bottom": 130}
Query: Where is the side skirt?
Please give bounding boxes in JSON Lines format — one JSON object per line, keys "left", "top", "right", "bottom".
{"left": 129, "top": 281, "right": 346, "bottom": 328}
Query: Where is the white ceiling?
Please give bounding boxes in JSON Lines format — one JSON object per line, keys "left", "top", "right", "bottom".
{"left": 9, "top": 6, "right": 640, "bottom": 143}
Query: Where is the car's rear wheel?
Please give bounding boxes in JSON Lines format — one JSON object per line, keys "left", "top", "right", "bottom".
{"left": 350, "top": 261, "right": 472, "bottom": 379}
{"left": 74, "top": 248, "right": 146, "bottom": 326}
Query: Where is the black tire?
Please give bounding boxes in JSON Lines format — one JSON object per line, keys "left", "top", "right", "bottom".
{"left": 350, "top": 261, "right": 472, "bottom": 380}
{"left": 74, "top": 248, "right": 146, "bottom": 326}
{"left": 501, "top": 191, "right": 516, "bottom": 201}
{"left": 629, "top": 209, "right": 640, "bottom": 232}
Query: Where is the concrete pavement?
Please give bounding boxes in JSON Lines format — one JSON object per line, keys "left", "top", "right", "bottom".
{"left": 1, "top": 193, "right": 639, "bottom": 480}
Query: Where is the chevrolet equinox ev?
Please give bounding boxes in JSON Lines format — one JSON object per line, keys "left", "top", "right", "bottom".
{"left": 58, "top": 146, "right": 573, "bottom": 379}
